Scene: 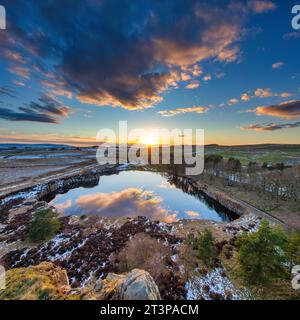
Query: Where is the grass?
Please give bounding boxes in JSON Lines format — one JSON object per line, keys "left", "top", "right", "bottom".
{"left": 0, "top": 269, "right": 62, "bottom": 300}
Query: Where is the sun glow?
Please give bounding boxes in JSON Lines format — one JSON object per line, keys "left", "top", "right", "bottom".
{"left": 140, "top": 132, "right": 160, "bottom": 145}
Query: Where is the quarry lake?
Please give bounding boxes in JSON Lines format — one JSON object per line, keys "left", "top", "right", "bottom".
{"left": 49, "top": 170, "right": 238, "bottom": 222}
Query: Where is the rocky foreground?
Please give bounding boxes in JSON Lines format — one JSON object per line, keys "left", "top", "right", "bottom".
{"left": 0, "top": 164, "right": 271, "bottom": 300}
{"left": 0, "top": 210, "right": 262, "bottom": 300}
{"left": 1, "top": 262, "right": 161, "bottom": 300}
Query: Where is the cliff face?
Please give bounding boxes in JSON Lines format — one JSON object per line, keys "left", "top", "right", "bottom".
{"left": 0, "top": 262, "right": 160, "bottom": 300}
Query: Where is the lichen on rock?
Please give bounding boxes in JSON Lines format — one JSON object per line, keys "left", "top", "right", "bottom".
{"left": 94, "top": 269, "right": 161, "bottom": 300}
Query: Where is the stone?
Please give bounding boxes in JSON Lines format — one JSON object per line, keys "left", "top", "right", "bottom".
{"left": 95, "top": 269, "right": 161, "bottom": 300}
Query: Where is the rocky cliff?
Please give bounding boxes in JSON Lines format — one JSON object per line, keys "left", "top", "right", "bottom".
{"left": 0, "top": 262, "right": 160, "bottom": 300}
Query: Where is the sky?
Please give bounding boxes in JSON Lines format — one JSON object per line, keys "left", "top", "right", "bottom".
{"left": 0, "top": 0, "right": 300, "bottom": 146}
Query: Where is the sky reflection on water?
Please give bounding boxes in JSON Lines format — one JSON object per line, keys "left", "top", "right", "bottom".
{"left": 50, "top": 171, "right": 236, "bottom": 222}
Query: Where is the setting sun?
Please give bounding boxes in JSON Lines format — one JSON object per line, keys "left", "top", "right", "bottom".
{"left": 141, "top": 132, "right": 160, "bottom": 145}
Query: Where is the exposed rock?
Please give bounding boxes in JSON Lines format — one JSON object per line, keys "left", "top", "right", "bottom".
{"left": 94, "top": 269, "right": 161, "bottom": 300}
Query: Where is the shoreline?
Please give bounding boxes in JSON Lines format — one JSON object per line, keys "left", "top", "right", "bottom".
{"left": 0, "top": 163, "right": 287, "bottom": 230}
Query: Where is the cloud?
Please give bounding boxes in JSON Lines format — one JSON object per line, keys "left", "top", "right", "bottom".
{"left": 74, "top": 188, "right": 178, "bottom": 222}
{"left": 0, "top": 130, "right": 97, "bottom": 146}
{"left": 185, "top": 81, "right": 200, "bottom": 89}
{"left": 216, "top": 72, "right": 225, "bottom": 79}
{"left": 216, "top": 46, "right": 241, "bottom": 63}
{"left": 42, "top": 80, "right": 73, "bottom": 99}
{"left": 158, "top": 106, "right": 209, "bottom": 117}
{"left": 283, "top": 32, "right": 300, "bottom": 40}
{"left": 181, "top": 73, "right": 192, "bottom": 81}
{"left": 0, "top": 86, "right": 15, "bottom": 98}
{"left": 185, "top": 210, "right": 200, "bottom": 217}
{"left": 9, "top": 66, "right": 30, "bottom": 79}
{"left": 247, "top": 1, "right": 277, "bottom": 13}
{"left": 13, "top": 80, "right": 26, "bottom": 87}
{"left": 254, "top": 88, "right": 292, "bottom": 99}
{"left": 2, "top": 0, "right": 245, "bottom": 110}
{"left": 228, "top": 98, "right": 239, "bottom": 105}
{"left": 55, "top": 199, "right": 72, "bottom": 212}
{"left": 0, "top": 94, "right": 70, "bottom": 123}
{"left": 203, "top": 74, "right": 212, "bottom": 81}
{"left": 254, "top": 88, "right": 273, "bottom": 98}
{"left": 241, "top": 93, "right": 251, "bottom": 101}
{"left": 241, "top": 122, "right": 300, "bottom": 131}
{"left": 255, "top": 100, "right": 300, "bottom": 119}
{"left": 4, "top": 50, "right": 26, "bottom": 64}
{"left": 157, "top": 181, "right": 176, "bottom": 189}
{"left": 229, "top": 88, "right": 293, "bottom": 105}
{"left": 280, "top": 92, "right": 293, "bottom": 98}
{"left": 272, "top": 61, "right": 284, "bottom": 69}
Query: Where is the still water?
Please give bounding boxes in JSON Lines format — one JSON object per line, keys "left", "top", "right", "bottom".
{"left": 49, "top": 170, "right": 238, "bottom": 222}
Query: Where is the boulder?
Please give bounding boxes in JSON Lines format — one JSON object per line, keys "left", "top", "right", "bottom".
{"left": 95, "top": 269, "right": 160, "bottom": 300}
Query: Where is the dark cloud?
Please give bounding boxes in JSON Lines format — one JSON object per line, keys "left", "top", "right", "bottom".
{"left": 0, "top": 86, "right": 15, "bottom": 98}
{"left": 241, "top": 122, "right": 300, "bottom": 131}
{"left": 255, "top": 100, "right": 300, "bottom": 119}
{"left": 2, "top": 0, "right": 247, "bottom": 110}
{"left": 0, "top": 94, "right": 70, "bottom": 123}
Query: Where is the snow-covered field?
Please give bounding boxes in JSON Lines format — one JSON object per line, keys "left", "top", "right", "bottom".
{"left": 186, "top": 268, "right": 249, "bottom": 300}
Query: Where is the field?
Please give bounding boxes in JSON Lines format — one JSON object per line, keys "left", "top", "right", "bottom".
{"left": 205, "top": 144, "right": 300, "bottom": 166}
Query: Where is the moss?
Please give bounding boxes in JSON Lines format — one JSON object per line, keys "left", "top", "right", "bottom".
{"left": 0, "top": 263, "right": 68, "bottom": 300}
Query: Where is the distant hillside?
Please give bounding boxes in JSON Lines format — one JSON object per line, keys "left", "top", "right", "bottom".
{"left": 206, "top": 144, "right": 300, "bottom": 151}
{"left": 0, "top": 143, "right": 75, "bottom": 150}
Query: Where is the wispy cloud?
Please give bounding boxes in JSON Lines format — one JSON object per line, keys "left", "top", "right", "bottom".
{"left": 0, "top": 94, "right": 70, "bottom": 123}
{"left": 241, "top": 121, "right": 300, "bottom": 131}
{"left": 4, "top": 50, "right": 26, "bottom": 64}
{"left": 247, "top": 1, "right": 277, "bottom": 13}
{"left": 272, "top": 61, "right": 284, "bottom": 69}
{"left": 185, "top": 81, "right": 200, "bottom": 89}
{"left": 228, "top": 98, "right": 239, "bottom": 105}
{"left": 283, "top": 32, "right": 300, "bottom": 40}
{"left": 240, "top": 88, "right": 292, "bottom": 100}
{"left": 158, "top": 106, "right": 209, "bottom": 117}
{"left": 254, "top": 88, "right": 274, "bottom": 98}
{"left": 0, "top": 86, "right": 15, "bottom": 98}
{"left": 9, "top": 66, "right": 30, "bottom": 79}
{"left": 255, "top": 100, "right": 300, "bottom": 119}
{"left": 0, "top": 130, "right": 97, "bottom": 146}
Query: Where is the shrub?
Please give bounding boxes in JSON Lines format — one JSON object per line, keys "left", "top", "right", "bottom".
{"left": 27, "top": 209, "right": 60, "bottom": 243}
{"left": 195, "top": 229, "right": 217, "bottom": 268}
{"left": 236, "top": 220, "right": 286, "bottom": 286}
{"left": 111, "top": 233, "right": 170, "bottom": 282}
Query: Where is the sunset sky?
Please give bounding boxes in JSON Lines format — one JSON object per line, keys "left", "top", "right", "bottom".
{"left": 0, "top": 0, "right": 300, "bottom": 146}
